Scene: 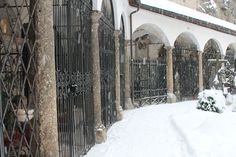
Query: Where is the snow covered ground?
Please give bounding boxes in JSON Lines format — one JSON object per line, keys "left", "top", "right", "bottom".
{"left": 85, "top": 96, "right": 236, "bottom": 157}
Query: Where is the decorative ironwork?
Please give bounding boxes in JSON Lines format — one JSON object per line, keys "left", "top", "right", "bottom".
{"left": 132, "top": 59, "right": 167, "bottom": 105}
{"left": 53, "top": 0, "right": 94, "bottom": 156}
{"left": 224, "top": 48, "right": 235, "bottom": 70}
{"left": 173, "top": 47, "right": 199, "bottom": 100}
{"left": 99, "top": 0, "right": 116, "bottom": 127}
{"left": 119, "top": 17, "right": 125, "bottom": 109}
{"left": 0, "top": 0, "right": 39, "bottom": 156}
{"left": 203, "top": 44, "right": 221, "bottom": 89}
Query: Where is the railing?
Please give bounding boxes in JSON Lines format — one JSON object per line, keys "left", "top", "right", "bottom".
{"left": 132, "top": 59, "right": 167, "bottom": 106}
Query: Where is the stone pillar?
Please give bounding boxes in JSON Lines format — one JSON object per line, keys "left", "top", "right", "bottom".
{"left": 165, "top": 46, "right": 176, "bottom": 103}
{"left": 91, "top": 11, "right": 106, "bottom": 143}
{"left": 35, "top": 1, "right": 59, "bottom": 157}
{"left": 198, "top": 51, "right": 204, "bottom": 92}
{"left": 124, "top": 40, "right": 134, "bottom": 109}
{"left": 114, "top": 30, "right": 123, "bottom": 120}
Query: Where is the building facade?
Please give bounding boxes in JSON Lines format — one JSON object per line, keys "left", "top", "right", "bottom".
{"left": 0, "top": 0, "right": 236, "bottom": 156}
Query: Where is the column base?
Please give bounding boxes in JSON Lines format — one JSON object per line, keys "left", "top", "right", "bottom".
{"left": 95, "top": 125, "right": 107, "bottom": 144}
{"left": 125, "top": 98, "right": 134, "bottom": 109}
{"left": 167, "top": 93, "right": 177, "bottom": 103}
{"left": 199, "top": 86, "right": 203, "bottom": 92}
{"left": 116, "top": 101, "right": 123, "bottom": 121}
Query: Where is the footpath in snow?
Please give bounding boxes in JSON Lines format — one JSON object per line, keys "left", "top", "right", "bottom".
{"left": 85, "top": 99, "right": 236, "bottom": 157}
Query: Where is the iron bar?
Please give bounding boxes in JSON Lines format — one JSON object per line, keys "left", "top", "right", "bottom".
{"left": 173, "top": 47, "right": 199, "bottom": 100}
{"left": 99, "top": 0, "right": 116, "bottom": 127}
{"left": 119, "top": 17, "right": 125, "bottom": 109}
{"left": 130, "top": 0, "right": 140, "bottom": 103}
{"left": 53, "top": 0, "right": 94, "bottom": 156}
{"left": 0, "top": 84, "right": 4, "bottom": 157}
{"left": 132, "top": 59, "right": 167, "bottom": 105}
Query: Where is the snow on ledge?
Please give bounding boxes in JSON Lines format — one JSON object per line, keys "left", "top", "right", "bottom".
{"left": 140, "top": 0, "right": 236, "bottom": 31}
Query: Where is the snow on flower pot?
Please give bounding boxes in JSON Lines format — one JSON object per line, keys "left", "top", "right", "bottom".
{"left": 15, "top": 109, "right": 34, "bottom": 122}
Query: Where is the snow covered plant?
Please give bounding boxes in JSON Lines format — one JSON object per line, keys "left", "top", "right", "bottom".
{"left": 197, "top": 89, "right": 225, "bottom": 113}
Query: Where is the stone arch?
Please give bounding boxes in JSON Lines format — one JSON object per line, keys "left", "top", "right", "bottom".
{"left": 132, "top": 23, "right": 168, "bottom": 104}
{"left": 92, "top": 0, "right": 103, "bottom": 11}
{"left": 173, "top": 32, "right": 199, "bottom": 100}
{"left": 133, "top": 23, "right": 170, "bottom": 47}
{"left": 174, "top": 32, "right": 200, "bottom": 50}
{"left": 202, "top": 39, "right": 222, "bottom": 89}
{"left": 121, "top": 12, "right": 129, "bottom": 40}
{"left": 132, "top": 23, "right": 170, "bottom": 60}
{"left": 111, "top": 0, "right": 119, "bottom": 30}
{"left": 203, "top": 38, "right": 223, "bottom": 55}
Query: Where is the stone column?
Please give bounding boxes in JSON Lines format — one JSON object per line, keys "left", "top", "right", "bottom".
{"left": 124, "top": 40, "right": 134, "bottom": 109}
{"left": 198, "top": 51, "right": 204, "bottom": 92}
{"left": 165, "top": 46, "right": 176, "bottom": 103}
{"left": 91, "top": 11, "right": 106, "bottom": 143}
{"left": 35, "top": 1, "right": 59, "bottom": 157}
{"left": 114, "top": 30, "right": 123, "bottom": 120}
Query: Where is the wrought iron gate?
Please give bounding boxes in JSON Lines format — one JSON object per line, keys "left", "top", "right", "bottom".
{"left": 132, "top": 59, "right": 167, "bottom": 105}
{"left": 99, "top": 0, "right": 116, "bottom": 127}
{"left": 225, "top": 50, "right": 235, "bottom": 70}
{"left": 173, "top": 48, "right": 199, "bottom": 100}
{"left": 53, "top": 0, "right": 94, "bottom": 156}
{"left": 203, "top": 49, "right": 221, "bottom": 89}
{"left": 119, "top": 17, "right": 125, "bottom": 109}
{"left": 0, "top": 0, "right": 39, "bottom": 156}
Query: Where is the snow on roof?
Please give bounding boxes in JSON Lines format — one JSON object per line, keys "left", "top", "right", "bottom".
{"left": 140, "top": 0, "right": 236, "bottom": 31}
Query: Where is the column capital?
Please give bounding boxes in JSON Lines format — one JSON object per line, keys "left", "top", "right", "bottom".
{"left": 164, "top": 46, "right": 174, "bottom": 51}
{"left": 125, "top": 40, "right": 130, "bottom": 45}
{"left": 91, "top": 11, "right": 103, "bottom": 24}
{"left": 114, "top": 30, "right": 121, "bottom": 37}
{"left": 198, "top": 50, "right": 203, "bottom": 55}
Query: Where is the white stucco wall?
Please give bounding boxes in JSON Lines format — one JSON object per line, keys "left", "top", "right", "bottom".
{"left": 92, "top": 0, "right": 236, "bottom": 55}
{"left": 132, "top": 8, "right": 236, "bottom": 55}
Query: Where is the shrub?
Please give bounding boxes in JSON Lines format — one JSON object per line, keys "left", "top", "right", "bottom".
{"left": 197, "top": 96, "right": 220, "bottom": 113}
{"left": 197, "top": 90, "right": 225, "bottom": 113}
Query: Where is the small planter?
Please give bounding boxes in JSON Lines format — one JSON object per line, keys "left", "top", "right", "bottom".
{"left": 15, "top": 109, "right": 34, "bottom": 122}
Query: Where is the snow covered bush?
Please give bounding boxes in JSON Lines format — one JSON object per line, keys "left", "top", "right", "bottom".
{"left": 197, "top": 95, "right": 219, "bottom": 113}
{"left": 197, "top": 90, "right": 226, "bottom": 113}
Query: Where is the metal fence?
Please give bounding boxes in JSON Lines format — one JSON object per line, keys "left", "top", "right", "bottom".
{"left": 132, "top": 59, "right": 167, "bottom": 106}
{"left": 0, "top": 0, "right": 39, "bottom": 156}
{"left": 203, "top": 48, "right": 222, "bottom": 89}
{"left": 99, "top": 0, "right": 116, "bottom": 127}
{"left": 53, "top": 0, "right": 94, "bottom": 156}
{"left": 173, "top": 48, "right": 199, "bottom": 100}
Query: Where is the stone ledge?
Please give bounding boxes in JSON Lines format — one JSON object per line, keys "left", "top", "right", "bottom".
{"left": 130, "top": 4, "right": 236, "bottom": 36}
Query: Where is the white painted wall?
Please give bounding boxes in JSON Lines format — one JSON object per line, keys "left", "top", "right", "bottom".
{"left": 92, "top": 0, "right": 236, "bottom": 55}
{"left": 132, "top": 8, "right": 236, "bottom": 55}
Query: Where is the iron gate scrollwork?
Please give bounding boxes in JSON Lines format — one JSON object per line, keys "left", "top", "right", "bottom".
{"left": 133, "top": 59, "right": 167, "bottom": 105}
{"left": 0, "top": 0, "right": 39, "bottom": 156}
{"left": 53, "top": 0, "right": 94, "bottom": 156}
{"left": 99, "top": 0, "right": 116, "bottom": 127}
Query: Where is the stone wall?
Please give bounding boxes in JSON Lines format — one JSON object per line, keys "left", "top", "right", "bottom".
{"left": 170, "top": 0, "right": 236, "bottom": 24}
{"left": 169, "top": 0, "right": 198, "bottom": 10}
